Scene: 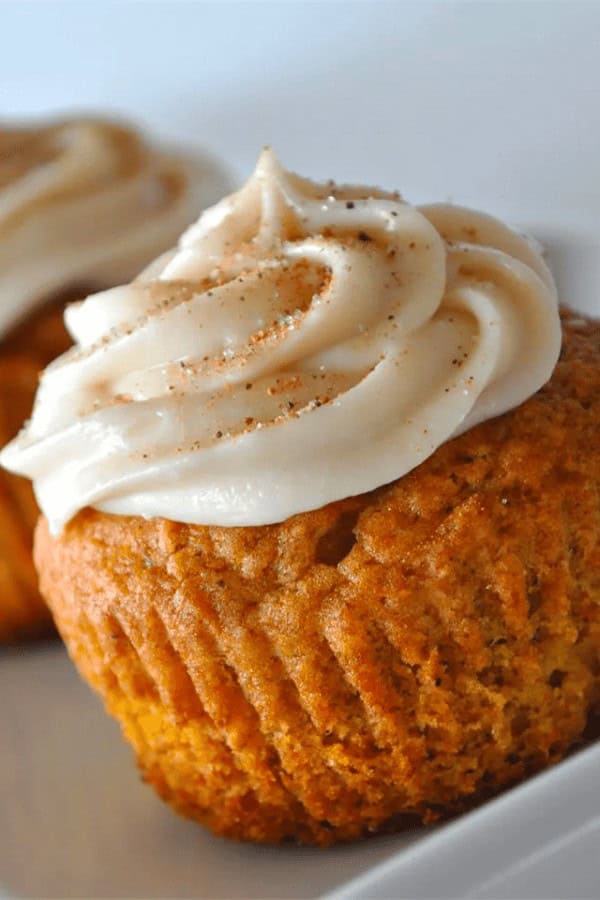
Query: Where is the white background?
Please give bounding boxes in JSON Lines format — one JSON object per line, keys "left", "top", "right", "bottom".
{"left": 2, "top": 0, "right": 600, "bottom": 224}
{"left": 4, "top": 0, "right": 600, "bottom": 312}
{"left": 1, "top": 3, "right": 599, "bottom": 898}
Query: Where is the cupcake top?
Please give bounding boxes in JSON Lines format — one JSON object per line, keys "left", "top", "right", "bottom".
{"left": 1, "top": 149, "right": 561, "bottom": 533}
{"left": 0, "top": 117, "right": 227, "bottom": 336}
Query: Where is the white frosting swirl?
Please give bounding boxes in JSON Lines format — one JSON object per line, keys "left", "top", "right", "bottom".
{"left": 0, "top": 117, "right": 228, "bottom": 336}
{"left": 0, "top": 149, "right": 561, "bottom": 533}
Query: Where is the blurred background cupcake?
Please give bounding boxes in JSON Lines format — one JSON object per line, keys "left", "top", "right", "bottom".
{"left": 0, "top": 116, "right": 229, "bottom": 641}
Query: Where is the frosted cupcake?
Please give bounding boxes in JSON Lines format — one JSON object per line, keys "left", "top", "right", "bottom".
{"left": 3, "top": 151, "right": 598, "bottom": 844}
{"left": 0, "top": 116, "right": 227, "bottom": 640}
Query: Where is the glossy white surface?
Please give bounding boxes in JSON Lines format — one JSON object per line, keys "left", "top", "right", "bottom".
{"left": 1, "top": 2, "right": 599, "bottom": 898}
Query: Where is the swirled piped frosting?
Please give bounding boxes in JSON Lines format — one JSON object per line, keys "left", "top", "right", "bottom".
{"left": 0, "top": 117, "right": 228, "bottom": 336}
{"left": 1, "top": 149, "right": 561, "bottom": 533}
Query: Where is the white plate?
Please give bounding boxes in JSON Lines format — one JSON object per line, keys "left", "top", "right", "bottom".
{"left": 327, "top": 741, "right": 600, "bottom": 900}
{"left": 0, "top": 642, "right": 421, "bottom": 899}
{"left": 1, "top": 2, "right": 599, "bottom": 897}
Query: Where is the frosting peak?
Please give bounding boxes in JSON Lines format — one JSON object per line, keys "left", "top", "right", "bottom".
{"left": 1, "top": 151, "right": 561, "bottom": 533}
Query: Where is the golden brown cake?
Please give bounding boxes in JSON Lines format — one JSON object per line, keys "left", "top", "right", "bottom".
{"left": 0, "top": 298, "right": 72, "bottom": 640}
{"left": 0, "top": 353, "right": 49, "bottom": 641}
{"left": 33, "top": 311, "right": 600, "bottom": 844}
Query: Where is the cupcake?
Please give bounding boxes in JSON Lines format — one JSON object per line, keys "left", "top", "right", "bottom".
{"left": 0, "top": 116, "right": 227, "bottom": 640}
{"left": 3, "top": 150, "right": 598, "bottom": 844}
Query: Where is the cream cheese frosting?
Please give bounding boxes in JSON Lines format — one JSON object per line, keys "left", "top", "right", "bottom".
{"left": 0, "top": 149, "right": 561, "bottom": 533}
{"left": 0, "top": 117, "right": 228, "bottom": 337}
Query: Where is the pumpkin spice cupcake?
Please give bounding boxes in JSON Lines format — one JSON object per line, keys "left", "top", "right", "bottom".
{"left": 0, "top": 116, "right": 227, "bottom": 640}
{"left": 3, "top": 151, "right": 598, "bottom": 843}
